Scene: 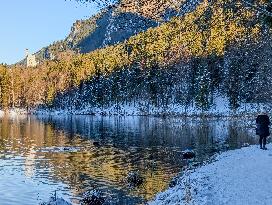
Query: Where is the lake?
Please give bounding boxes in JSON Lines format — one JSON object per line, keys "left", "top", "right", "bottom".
{"left": 0, "top": 115, "right": 257, "bottom": 204}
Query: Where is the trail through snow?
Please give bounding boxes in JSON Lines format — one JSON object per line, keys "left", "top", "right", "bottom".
{"left": 150, "top": 144, "right": 272, "bottom": 205}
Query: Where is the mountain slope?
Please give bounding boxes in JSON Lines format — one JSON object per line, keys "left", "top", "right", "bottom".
{"left": 19, "top": 0, "right": 201, "bottom": 64}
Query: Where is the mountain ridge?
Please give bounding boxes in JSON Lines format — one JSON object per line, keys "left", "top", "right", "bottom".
{"left": 18, "top": 0, "right": 201, "bottom": 65}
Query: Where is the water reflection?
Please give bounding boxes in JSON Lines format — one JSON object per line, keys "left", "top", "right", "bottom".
{"left": 0, "top": 115, "right": 256, "bottom": 204}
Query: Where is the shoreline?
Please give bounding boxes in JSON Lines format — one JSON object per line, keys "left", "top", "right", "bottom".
{"left": 0, "top": 107, "right": 261, "bottom": 119}
{"left": 149, "top": 144, "right": 272, "bottom": 205}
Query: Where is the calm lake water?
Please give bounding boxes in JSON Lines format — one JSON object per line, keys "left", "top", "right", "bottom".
{"left": 0, "top": 115, "right": 257, "bottom": 204}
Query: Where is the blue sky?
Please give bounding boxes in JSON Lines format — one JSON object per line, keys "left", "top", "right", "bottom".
{"left": 0, "top": 0, "right": 98, "bottom": 64}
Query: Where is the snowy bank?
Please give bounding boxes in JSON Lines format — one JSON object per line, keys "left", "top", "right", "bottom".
{"left": 32, "top": 100, "right": 269, "bottom": 117}
{"left": 150, "top": 144, "right": 272, "bottom": 205}
{"left": 2, "top": 96, "right": 272, "bottom": 117}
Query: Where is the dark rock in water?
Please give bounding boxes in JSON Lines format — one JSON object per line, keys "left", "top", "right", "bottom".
{"left": 80, "top": 190, "right": 105, "bottom": 205}
{"left": 182, "top": 150, "right": 196, "bottom": 159}
{"left": 126, "top": 171, "right": 144, "bottom": 187}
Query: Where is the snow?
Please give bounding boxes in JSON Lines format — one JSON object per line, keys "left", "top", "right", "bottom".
{"left": 32, "top": 99, "right": 265, "bottom": 117}
{"left": 33, "top": 97, "right": 227, "bottom": 116}
{"left": 150, "top": 144, "right": 272, "bottom": 205}
{"left": 1, "top": 95, "right": 271, "bottom": 117}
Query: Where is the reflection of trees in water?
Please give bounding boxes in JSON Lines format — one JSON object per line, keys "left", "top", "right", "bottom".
{"left": 0, "top": 116, "right": 71, "bottom": 151}
{"left": 0, "top": 116, "right": 181, "bottom": 202}
{"left": 226, "top": 120, "right": 256, "bottom": 149}
{"left": 37, "top": 116, "right": 256, "bottom": 200}
{"left": 37, "top": 116, "right": 223, "bottom": 149}
{"left": 0, "top": 116, "right": 256, "bottom": 203}
{"left": 42, "top": 144, "right": 182, "bottom": 201}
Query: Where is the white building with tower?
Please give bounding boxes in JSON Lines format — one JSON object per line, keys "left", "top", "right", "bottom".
{"left": 25, "top": 49, "right": 37, "bottom": 67}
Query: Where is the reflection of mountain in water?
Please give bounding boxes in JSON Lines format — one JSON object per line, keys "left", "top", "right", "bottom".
{"left": 0, "top": 116, "right": 256, "bottom": 204}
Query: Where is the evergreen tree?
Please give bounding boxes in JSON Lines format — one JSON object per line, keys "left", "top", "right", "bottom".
{"left": 195, "top": 61, "right": 212, "bottom": 111}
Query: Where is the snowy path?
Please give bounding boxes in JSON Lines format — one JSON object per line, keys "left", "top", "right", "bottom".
{"left": 150, "top": 144, "right": 272, "bottom": 205}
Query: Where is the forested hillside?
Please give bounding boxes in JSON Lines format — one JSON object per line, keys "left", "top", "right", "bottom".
{"left": 2, "top": 0, "right": 272, "bottom": 115}
{"left": 18, "top": 0, "right": 196, "bottom": 64}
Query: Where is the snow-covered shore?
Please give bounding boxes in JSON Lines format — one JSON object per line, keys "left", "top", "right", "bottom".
{"left": 150, "top": 144, "right": 272, "bottom": 205}
{"left": 0, "top": 98, "right": 270, "bottom": 117}
{"left": 31, "top": 101, "right": 268, "bottom": 117}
